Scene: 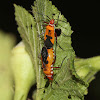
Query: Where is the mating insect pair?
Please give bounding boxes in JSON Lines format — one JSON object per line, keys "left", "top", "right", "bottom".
{"left": 40, "top": 15, "right": 62, "bottom": 82}
{"left": 40, "top": 13, "right": 69, "bottom": 82}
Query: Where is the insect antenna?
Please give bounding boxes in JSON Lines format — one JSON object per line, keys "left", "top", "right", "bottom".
{"left": 60, "top": 56, "right": 67, "bottom": 67}
{"left": 37, "top": 12, "right": 51, "bottom": 20}
{"left": 55, "top": 12, "right": 60, "bottom": 27}
{"left": 61, "top": 31, "right": 71, "bottom": 37}
{"left": 57, "top": 43, "right": 65, "bottom": 51}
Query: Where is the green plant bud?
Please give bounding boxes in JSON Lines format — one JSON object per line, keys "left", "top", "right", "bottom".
{"left": 88, "top": 56, "right": 100, "bottom": 70}
{"left": 11, "top": 42, "right": 36, "bottom": 100}
{"left": 76, "top": 65, "right": 90, "bottom": 78}
{"left": 0, "top": 31, "right": 15, "bottom": 100}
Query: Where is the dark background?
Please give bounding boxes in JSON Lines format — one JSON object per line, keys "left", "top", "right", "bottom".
{"left": 0, "top": 0, "right": 100, "bottom": 99}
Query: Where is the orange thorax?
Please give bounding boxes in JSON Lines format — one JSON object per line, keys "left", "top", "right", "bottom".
{"left": 44, "top": 25, "right": 55, "bottom": 45}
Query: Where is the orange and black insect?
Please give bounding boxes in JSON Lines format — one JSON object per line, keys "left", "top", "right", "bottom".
{"left": 40, "top": 13, "right": 69, "bottom": 82}
{"left": 37, "top": 13, "right": 61, "bottom": 49}
{"left": 41, "top": 46, "right": 54, "bottom": 81}
{"left": 41, "top": 46, "right": 60, "bottom": 81}
{"left": 44, "top": 19, "right": 61, "bottom": 49}
{"left": 41, "top": 46, "right": 67, "bottom": 82}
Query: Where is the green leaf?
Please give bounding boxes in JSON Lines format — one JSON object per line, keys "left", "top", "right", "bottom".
{"left": 32, "top": 0, "right": 88, "bottom": 100}
{"left": 14, "top": 4, "right": 44, "bottom": 100}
